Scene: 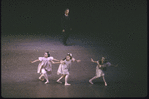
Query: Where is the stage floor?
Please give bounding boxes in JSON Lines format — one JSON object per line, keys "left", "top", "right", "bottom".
{"left": 1, "top": 33, "right": 147, "bottom": 97}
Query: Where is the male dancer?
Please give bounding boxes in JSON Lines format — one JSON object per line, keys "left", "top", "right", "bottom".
{"left": 61, "top": 8, "right": 72, "bottom": 46}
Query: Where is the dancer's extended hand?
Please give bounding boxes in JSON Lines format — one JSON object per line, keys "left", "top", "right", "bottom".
{"left": 60, "top": 60, "right": 65, "bottom": 64}
{"left": 91, "top": 58, "right": 94, "bottom": 62}
{"left": 76, "top": 60, "right": 81, "bottom": 62}
{"left": 30, "top": 59, "right": 40, "bottom": 63}
{"left": 30, "top": 61, "right": 33, "bottom": 63}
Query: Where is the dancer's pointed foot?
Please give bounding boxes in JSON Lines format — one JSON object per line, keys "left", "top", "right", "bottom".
{"left": 57, "top": 80, "right": 62, "bottom": 84}
{"left": 39, "top": 77, "right": 42, "bottom": 80}
{"left": 45, "top": 81, "right": 49, "bottom": 84}
{"left": 39, "top": 77, "right": 45, "bottom": 81}
{"left": 105, "top": 82, "right": 107, "bottom": 86}
{"left": 89, "top": 80, "right": 93, "bottom": 84}
{"left": 65, "top": 83, "right": 71, "bottom": 86}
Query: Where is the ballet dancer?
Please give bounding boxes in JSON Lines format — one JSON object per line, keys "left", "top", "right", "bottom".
{"left": 56, "top": 53, "right": 81, "bottom": 85}
{"left": 31, "top": 52, "right": 60, "bottom": 84}
{"left": 89, "top": 57, "right": 118, "bottom": 86}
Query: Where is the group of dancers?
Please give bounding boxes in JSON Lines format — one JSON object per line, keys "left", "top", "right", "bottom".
{"left": 31, "top": 52, "right": 118, "bottom": 86}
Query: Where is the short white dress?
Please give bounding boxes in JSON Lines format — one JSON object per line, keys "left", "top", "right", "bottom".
{"left": 96, "top": 61, "right": 111, "bottom": 77}
{"left": 37, "top": 57, "right": 54, "bottom": 75}
{"left": 57, "top": 58, "right": 75, "bottom": 75}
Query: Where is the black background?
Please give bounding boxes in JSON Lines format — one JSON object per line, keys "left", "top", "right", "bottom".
{"left": 1, "top": 0, "right": 147, "bottom": 36}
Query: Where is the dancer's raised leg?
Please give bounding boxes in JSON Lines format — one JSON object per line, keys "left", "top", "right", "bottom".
{"left": 57, "top": 75, "right": 65, "bottom": 84}
{"left": 89, "top": 76, "right": 98, "bottom": 84}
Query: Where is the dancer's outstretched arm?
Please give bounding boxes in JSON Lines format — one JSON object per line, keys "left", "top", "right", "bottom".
{"left": 72, "top": 58, "right": 81, "bottom": 62}
{"left": 53, "top": 58, "right": 60, "bottom": 62}
{"left": 100, "top": 62, "right": 118, "bottom": 68}
{"left": 51, "top": 61, "right": 60, "bottom": 64}
{"left": 51, "top": 60, "right": 65, "bottom": 64}
{"left": 31, "top": 59, "right": 40, "bottom": 63}
{"left": 111, "top": 64, "right": 118, "bottom": 67}
{"left": 91, "top": 58, "right": 98, "bottom": 63}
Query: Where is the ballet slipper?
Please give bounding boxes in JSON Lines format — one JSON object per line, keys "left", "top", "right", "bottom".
{"left": 45, "top": 81, "right": 49, "bottom": 84}
{"left": 65, "top": 83, "right": 71, "bottom": 86}
{"left": 39, "top": 77, "right": 42, "bottom": 80}
{"left": 89, "top": 80, "right": 93, "bottom": 84}
{"left": 64, "top": 75, "right": 71, "bottom": 85}
{"left": 57, "top": 80, "right": 62, "bottom": 84}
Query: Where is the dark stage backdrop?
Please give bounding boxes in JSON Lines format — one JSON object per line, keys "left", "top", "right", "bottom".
{"left": 1, "top": 0, "right": 147, "bottom": 35}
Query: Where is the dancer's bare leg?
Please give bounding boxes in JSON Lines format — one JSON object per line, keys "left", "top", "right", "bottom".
{"left": 39, "top": 74, "right": 45, "bottom": 81}
{"left": 65, "top": 75, "right": 71, "bottom": 86}
{"left": 102, "top": 76, "right": 107, "bottom": 86}
{"left": 89, "top": 76, "right": 98, "bottom": 84}
{"left": 57, "top": 74, "right": 66, "bottom": 84}
{"left": 44, "top": 73, "right": 49, "bottom": 84}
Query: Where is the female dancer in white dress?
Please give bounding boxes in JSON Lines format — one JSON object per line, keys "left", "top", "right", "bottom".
{"left": 31, "top": 52, "right": 60, "bottom": 84}
{"left": 89, "top": 57, "right": 118, "bottom": 86}
{"left": 56, "top": 53, "right": 81, "bottom": 85}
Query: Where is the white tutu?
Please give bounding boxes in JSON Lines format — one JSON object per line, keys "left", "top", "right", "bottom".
{"left": 37, "top": 57, "right": 53, "bottom": 74}
{"left": 57, "top": 60, "right": 72, "bottom": 75}
{"left": 57, "top": 64, "right": 70, "bottom": 75}
{"left": 96, "top": 66, "right": 104, "bottom": 77}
